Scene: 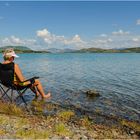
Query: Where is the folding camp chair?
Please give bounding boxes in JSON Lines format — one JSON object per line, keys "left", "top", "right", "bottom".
{"left": 0, "top": 62, "right": 39, "bottom": 106}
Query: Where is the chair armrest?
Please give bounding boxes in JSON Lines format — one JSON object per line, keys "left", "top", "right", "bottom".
{"left": 22, "top": 76, "right": 39, "bottom": 84}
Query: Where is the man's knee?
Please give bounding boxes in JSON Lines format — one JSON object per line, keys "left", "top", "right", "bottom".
{"left": 35, "top": 79, "right": 40, "bottom": 84}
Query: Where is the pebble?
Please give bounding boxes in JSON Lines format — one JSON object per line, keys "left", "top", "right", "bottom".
{"left": 83, "top": 135, "right": 88, "bottom": 139}
{"left": 130, "top": 130, "right": 135, "bottom": 135}
{"left": 64, "top": 136, "right": 70, "bottom": 140}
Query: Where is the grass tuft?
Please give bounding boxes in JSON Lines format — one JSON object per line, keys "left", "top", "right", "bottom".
{"left": 31, "top": 100, "right": 46, "bottom": 114}
{"left": 0, "top": 116, "right": 7, "bottom": 125}
{"left": 78, "top": 116, "right": 92, "bottom": 129}
{"left": 16, "top": 129, "right": 49, "bottom": 139}
{"left": 0, "top": 101, "right": 23, "bottom": 116}
{"left": 54, "top": 123, "right": 72, "bottom": 136}
{"left": 0, "top": 129, "right": 6, "bottom": 135}
{"left": 121, "top": 119, "right": 140, "bottom": 133}
{"left": 57, "top": 110, "right": 75, "bottom": 122}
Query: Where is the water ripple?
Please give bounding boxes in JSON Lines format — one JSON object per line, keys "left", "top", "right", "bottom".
{"left": 2, "top": 53, "right": 139, "bottom": 122}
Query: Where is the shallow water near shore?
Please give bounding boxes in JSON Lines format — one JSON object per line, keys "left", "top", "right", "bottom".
{"left": 1, "top": 53, "right": 140, "bottom": 122}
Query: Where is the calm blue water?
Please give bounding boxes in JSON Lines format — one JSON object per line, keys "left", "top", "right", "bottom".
{"left": 1, "top": 53, "right": 140, "bottom": 121}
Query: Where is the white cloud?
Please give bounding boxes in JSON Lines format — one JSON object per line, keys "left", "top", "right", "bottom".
{"left": 89, "top": 31, "right": 140, "bottom": 49}
{"left": 11, "top": 36, "right": 23, "bottom": 44}
{"left": 93, "top": 39, "right": 112, "bottom": 44}
{"left": 100, "top": 34, "right": 107, "bottom": 37}
{"left": 37, "top": 29, "right": 51, "bottom": 38}
{"left": 37, "top": 28, "right": 65, "bottom": 44}
{"left": 108, "top": 38, "right": 113, "bottom": 42}
{"left": 112, "top": 29, "right": 130, "bottom": 36}
{"left": 132, "top": 38, "right": 139, "bottom": 42}
{"left": 36, "top": 28, "right": 86, "bottom": 49}
{"left": 1, "top": 27, "right": 140, "bottom": 50}
{"left": 132, "top": 37, "right": 140, "bottom": 43}
{"left": 0, "top": 36, "right": 36, "bottom": 49}
{"left": 64, "top": 34, "right": 85, "bottom": 45}
{"left": 90, "top": 37, "right": 114, "bottom": 49}
{"left": 2, "top": 38, "right": 11, "bottom": 45}
{"left": 136, "top": 19, "right": 140, "bottom": 25}
{"left": 72, "top": 34, "right": 81, "bottom": 42}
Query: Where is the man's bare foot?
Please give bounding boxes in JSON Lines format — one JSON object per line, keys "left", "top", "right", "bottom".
{"left": 42, "top": 92, "right": 51, "bottom": 99}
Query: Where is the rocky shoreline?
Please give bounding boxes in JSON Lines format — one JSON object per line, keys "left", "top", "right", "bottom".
{"left": 0, "top": 100, "right": 140, "bottom": 139}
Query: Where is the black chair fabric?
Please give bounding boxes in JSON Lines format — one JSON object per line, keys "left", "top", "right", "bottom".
{"left": 0, "top": 62, "right": 38, "bottom": 107}
{"left": 0, "top": 62, "right": 14, "bottom": 87}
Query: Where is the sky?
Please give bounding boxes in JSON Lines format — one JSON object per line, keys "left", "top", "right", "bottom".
{"left": 0, "top": 1, "right": 140, "bottom": 50}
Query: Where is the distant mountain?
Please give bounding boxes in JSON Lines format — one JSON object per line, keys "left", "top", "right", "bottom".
{"left": 1, "top": 46, "right": 140, "bottom": 53}
{"left": 73, "top": 47, "right": 140, "bottom": 53}
{"left": 0, "top": 46, "right": 50, "bottom": 53}
{"left": 36, "top": 47, "right": 140, "bottom": 53}
{"left": 0, "top": 46, "right": 31, "bottom": 51}
{"left": 61, "top": 48, "right": 76, "bottom": 53}
{"left": 75, "top": 48, "right": 108, "bottom": 53}
{"left": 47, "top": 48, "right": 62, "bottom": 53}
{"left": 47, "top": 48, "right": 76, "bottom": 53}
{"left": 120, "top": 47, "right": 140, "bottom": 53}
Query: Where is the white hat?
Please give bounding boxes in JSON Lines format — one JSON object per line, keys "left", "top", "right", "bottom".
{"left": 3, "top": 48, "right": 19, "bottom": 58}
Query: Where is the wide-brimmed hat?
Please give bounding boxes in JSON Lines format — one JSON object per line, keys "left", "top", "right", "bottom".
{"left": 3, "top": 48, "right": 19, "bottom": 58}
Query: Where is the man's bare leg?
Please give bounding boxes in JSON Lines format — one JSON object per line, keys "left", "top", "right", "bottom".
{"left": 33, "top": 79, "right": 51, "bottom": 99}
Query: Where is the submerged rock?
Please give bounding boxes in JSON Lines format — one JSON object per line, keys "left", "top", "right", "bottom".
{"left": 85, "top": 90, "right": 100, "bottom": 97}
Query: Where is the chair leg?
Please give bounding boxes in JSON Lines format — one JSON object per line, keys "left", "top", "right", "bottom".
{"left": 16, "top": 90, "right": 29, "bottom": 111}
{"left": 15, "top": 88, "right": 28, "bottom": 106}
{"left": 11, "top": 89, "right": 14, "bottom": 103}
{"left": 0, "top": 88, "right": 3, "bottom": 97}
{"left": 0, "top": 88, "right": 12, "bottom": 102}
{"left": 21, "top": 96, "right": 28, "bottom": 106}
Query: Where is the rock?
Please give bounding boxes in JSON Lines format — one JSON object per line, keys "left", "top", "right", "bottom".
{"left": 64, "top": 136, "right": 70, "bottom": 140}
{"left": 130, "top": 130, "right": 135, "bottom": 135}
{"left": 83, "top": 135, "right": 88, "bottom": 139}
{"left": 85, "top": 90, "right": 100, "bottom": 97}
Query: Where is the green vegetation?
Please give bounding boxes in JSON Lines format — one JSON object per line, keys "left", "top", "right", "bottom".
{"left": 1, "top": 45, "right": 140, "bottom": 54}
{"left": 0, "top": 46, "right": 50, "bottom": 53}
{"left": 31, "top": 100, "right": 45, "bottom": 114}
{"left": 0, "top": 100, "right": 139, "bottom": 139}
{"left": 16, "top": 128, "right": 49, "bottom": 139}
{"left": 74, "top": 47, "right": 140, "bottom": 53}
{"left": 54, "top": 123, "right": 72, "bottom": 137}
{"left": 57, "top": 110, "right": 75, "bottom": 122}
{"left": 0, "top": 101, "right": 24, "bottom": 116}
{"left": 78, "top": 116, "right": 92, "bottom": 128}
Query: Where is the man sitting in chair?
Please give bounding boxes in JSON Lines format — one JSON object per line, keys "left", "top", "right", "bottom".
{"left": 1, "top": 48, "right": 51, "bottom": 99}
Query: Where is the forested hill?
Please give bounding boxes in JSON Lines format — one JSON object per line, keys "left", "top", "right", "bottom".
{"left": 74, "top": 47, "right": 140, "bottom": 53}
{"left": 0, "top": 46, "right": 49, "bottom": 53}
{"left": 1, "top": 46, "right": 140, "bottom": 53}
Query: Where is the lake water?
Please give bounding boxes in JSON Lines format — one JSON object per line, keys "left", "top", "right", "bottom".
{"left": 1, "top": 53, "right": 140, "bottom": 122}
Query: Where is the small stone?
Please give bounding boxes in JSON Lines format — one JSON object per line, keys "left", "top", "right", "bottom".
{"left": 130, "top": 130, "right": 135, "bottom": 135}
{"left": 48, "top": 125, "right": 52, "bottom": 128}
{"left": 64, "top": 136, "right": 70, "bottom": 140}
{"left": 83, "top": 135, "right": 88, "bottom": 139}
{"left": 85, "top": 90, "right": 100, "bottom": 97}
{"left": 40, "top": 122, "right": 44, "bottom": 126}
